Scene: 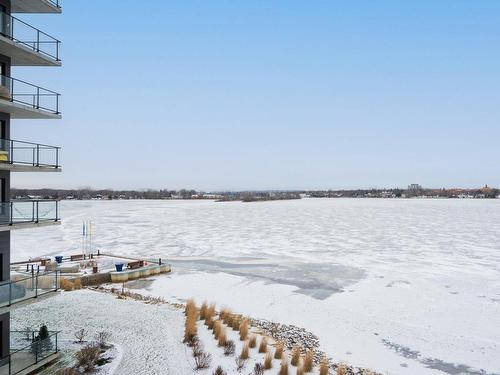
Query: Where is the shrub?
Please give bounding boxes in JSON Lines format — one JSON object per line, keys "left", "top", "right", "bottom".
{"left": 280, "top": 358, "right": 289, "bottom": 375}
{"left": 213, "top": 366, "right": 227, "bottom": 375}
{"left": 192, "top": 340, "right": 204, "bottom": 358}
{"left": 258, "top": 337, "right": 268, "bottom": 353}
{"left": 274, "top": 342, "right": 284, "bottom": 359}
{"left": 74, "top": 328, "right": 88, "bottom": 343}
{"left": 253, "top": 363, "right": 264, "bottom": 375}
{"left": 264, "top": 351, "right": 273, "bottom": 369}
{"left": 240, "top": 341, "right": 250, "bottom": 360}
{"left": 194, "top": 352, "right": 211, "bottom": 369}
{"left": 95, "top": 331, "right": 111, "bottom": 349}
{"left": 239, "top": 319, "right": 249, "bottom": 341}
{"left": 303, "top": 349, "right": 314, "bottom": 372}
{"left": 291, "top": 346, "right": 301, "bottom": 366}
{"left": 235, "top": 356, "right": 246, "bottom": 372}
{"left": 224, "top": 340, "right": 235, "bottom": 356}
{"left": 75, "top": 343, "right": 100, "bottom": 372}
{"left": 319, "top": 357, "right": 329, "bottom": 375}
{"left": 248, "top": 335, "right": 257, "bottom": 348}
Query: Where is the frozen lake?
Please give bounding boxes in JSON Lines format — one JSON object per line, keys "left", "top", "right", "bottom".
{"left": 11, "top": 198, "right": 500, "bottom": 375}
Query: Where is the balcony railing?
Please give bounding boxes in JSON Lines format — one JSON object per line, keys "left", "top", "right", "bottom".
{"left": 0, "top": 139, "right": 60, "bottom": 169}
{"left": 0, "top": 270, "right": 59, "bottom": 308}
{"left": 0, "top": 329, "right": 60, "bottom": 375}
{"left": 0, "top": 75, "right": 60, "bottom": 115}
{"left": 0, "top": 11, "right": 60, "bottom": 62}
{"left": 0, "top": 200, "right": 59, "bottom": 226}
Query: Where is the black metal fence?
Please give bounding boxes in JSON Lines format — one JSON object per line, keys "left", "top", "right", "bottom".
{"left": 0, "top": 139, "right": 60, "bottom": 168}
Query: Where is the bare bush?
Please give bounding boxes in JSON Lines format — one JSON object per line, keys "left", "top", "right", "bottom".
{"left": 213, "top": 366, "right": 227, "bottom": 375}
{"left": 224, "top": 340, "right": 235, "bottom": 356}
{"left": 253, "top": 363, "right": 264, "bottom": 375}
{"left": 192, "top": 339, "right": 204, "bottom": 358}
{"left": 194, "top": 352, "right": 212, "bottom": 369}
{"left": 74, "top": 328, "right": 88, "bottom": 343}
{"left": 55, "top": 368, "right": 81, "bottom": 375}
{"left": 235, "top": 356, "right": 246, "bottom": 372}
{"left": 95, "top": 331, "right": 111, "bottom": 348}
{"left": 75, "top": 343, "right": 101, "bottom": 372}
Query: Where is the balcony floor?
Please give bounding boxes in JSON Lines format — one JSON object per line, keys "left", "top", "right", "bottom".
{"left": 11, "top": 0, "right": 61, "bottom": 14}
{"left": 0, "top": 221, "right": 61, "bottom": 232}
{"left": 0, "top": 163, "right": 61, "bottom": 172}
{"left": 0, "top": 36, "right": 61, "bottom": 67}
{"left": 0, "top": 99, "right": 61, "bottom": 120}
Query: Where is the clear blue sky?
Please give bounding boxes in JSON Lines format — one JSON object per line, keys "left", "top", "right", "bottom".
{"left": 11, "top": 0, "right": 500, "bottom": 190}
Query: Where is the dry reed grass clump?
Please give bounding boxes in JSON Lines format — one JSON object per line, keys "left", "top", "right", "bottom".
{"left": 280, "top": 358, "right": 289, "bottom": 375}
{"left": 73, "top": 278, "right": 82, "bottom": 290}
{"left": 264, "top": 352, "right": 273, "bottom": 369}
{"left": 232, "top": 315, "right": 242, "bottom": 331}
{"left": 60, "top": 278, "right": 74, "bottom": 291}
{"left": 207, "top": 318, "right": 215, "bottom": 330}
{"left": 319, "top": 357, "right": 329, "bottom": 375}
{"left": 303, "top": 349, "right": 314, "bottom": 372}
{"left": 200, "top": 301, "right": 208, "bottom": 320}
{"left": 296, "top": 365, "right": 305, "bottom": 375}
{"left": 291, "top": 346, "right": 301, "bottom": 366}
{"left": 249, "top": 335, "right": 257, "bottom": 348}
{"left": 221, "top": 309, "right": 233, "bottom": 326}
{"left": 184, "top": 299, "right": 198, "bottom": 344}
{"left": 258, "top": 337, "right": 268, "bottom": 353}
{"left": 213, "top": 320, "right": 222, "bottom": 339}
{"left": 274, "top": 342, "right": 284, "bottom": 359}
{"left": 240, "top": 341, "right": 250, "bottom": 360}
{"left": 337, "top": 363, "right": 347, "bottom": 375}
{"left": 205, "top": 303, "right": 216, "bottom": 325}
{"left": 218, "top": 327, "right": 227, "bottom": 347}
{"left": 239, "top": 318, "right": 249, "bottom": 341}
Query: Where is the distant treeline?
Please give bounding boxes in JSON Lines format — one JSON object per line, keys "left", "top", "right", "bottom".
{"left": 10, "top": 186, "right": 500, "bottom": 201}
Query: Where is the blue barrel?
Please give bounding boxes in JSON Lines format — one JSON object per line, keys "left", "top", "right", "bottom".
{"left": 115, "top": 263, "right": 124, "bottom": 272}
{"left": 55, "top": 256, "right": 63, "bottom": 264}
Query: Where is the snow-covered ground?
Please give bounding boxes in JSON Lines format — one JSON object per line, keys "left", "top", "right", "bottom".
{"left": 11, "top": 199, "right": 500, "bottom": 375}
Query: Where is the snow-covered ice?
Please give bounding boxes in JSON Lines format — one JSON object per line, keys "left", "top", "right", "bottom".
{"left": 11, "top": 198, "right": 500, "bottom": 375}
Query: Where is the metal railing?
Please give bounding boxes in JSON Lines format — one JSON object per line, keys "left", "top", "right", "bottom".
{"left": 0, "top": 330, "right": 60, "bottom": 375}
{"left": 0, "top": 200, "right": 59, "bottom": 226}
{"left": 0, "top": 11, "right": 60, "bottom": 62}
{"left": 0, "top": 270, "right": 59, "bottom": 308}
{"left": 0, "top": 75, "right": 60, "bottom": 115}
{"left": 0, "top": 139, "right": 60, "bottom": 168}
{"left": 45, "top": 0, "right": 61, "bottom": 10}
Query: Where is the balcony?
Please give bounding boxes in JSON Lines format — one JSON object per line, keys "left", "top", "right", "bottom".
{"left": 0, "top": 270, "right": 59, "bottom": 308}
{"left": 0, "top": 12, "right": 61, "bottom": 66}
{"left": 0, "top": 200, "right": 60, "bottom": 231}
{"left": 0, "top": 75, "right": 60, "bottom": 119}
{"left": 11, "top": 0, "right": 61, "bottom": 14}
{"left": 0, "top": 139, "right": 60, "bottom": 172}
{"left": 0, "top": 329, "right": 60, "bottom": 375}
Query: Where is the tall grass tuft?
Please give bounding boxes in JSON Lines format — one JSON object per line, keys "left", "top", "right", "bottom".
{"left": 213, "top": 320, "right": 221, "bottom": 339}
{"left": 232, "top": 315, "right": 241, "bottom": 331}
{"left": 239, "top": 318, "right": 249, "bottom": 341}
{"left": 264, "top": 352, "right": 273, "bottom": 369}
{"left": 274, "top": 342, "right": 284, "bottom": 359}
{"left": 291, "top": 346, "right": 301, "bottom": 366}
{"left": 337, "top": 363, "right": 347, "bottom": 375}
{"left": 303, "top": 349, "right": 314, "bottom": 372}
{"left": 296, "top": 365, "right": 305, "bottom": 375}
{"left": 205, "top": 303, "right": 216, "bottom": 325}
{"left": 207, "top": 318, "right": 215, "bottom": 330}
{"left": 258, "top": 337, "right": 268, "bottom": 353}
{"left": 218, "top": 327, "right": 227, "bottom": 347}
{"left": 319, "top": 357, "right": 329, "bottom": 375}
{"left": 240, "top": 341, "right": 250, "bottom": 360}
{"left": 185, "top": 298, "right": 197, "bottom": 316}
{"left": 280, "top": 358, "right": 289, "bottom": 375}
{"left": 184, "top": 302, "right": 198, "bottom": 344}
{"left": 60, "top": 278, "right": 74, "bottom": 291}
{"left": 248, "top": 335, "right": 257, "bottom": 348}
{"left": 199, "top": 301, "right": 208, "bottom": 320}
